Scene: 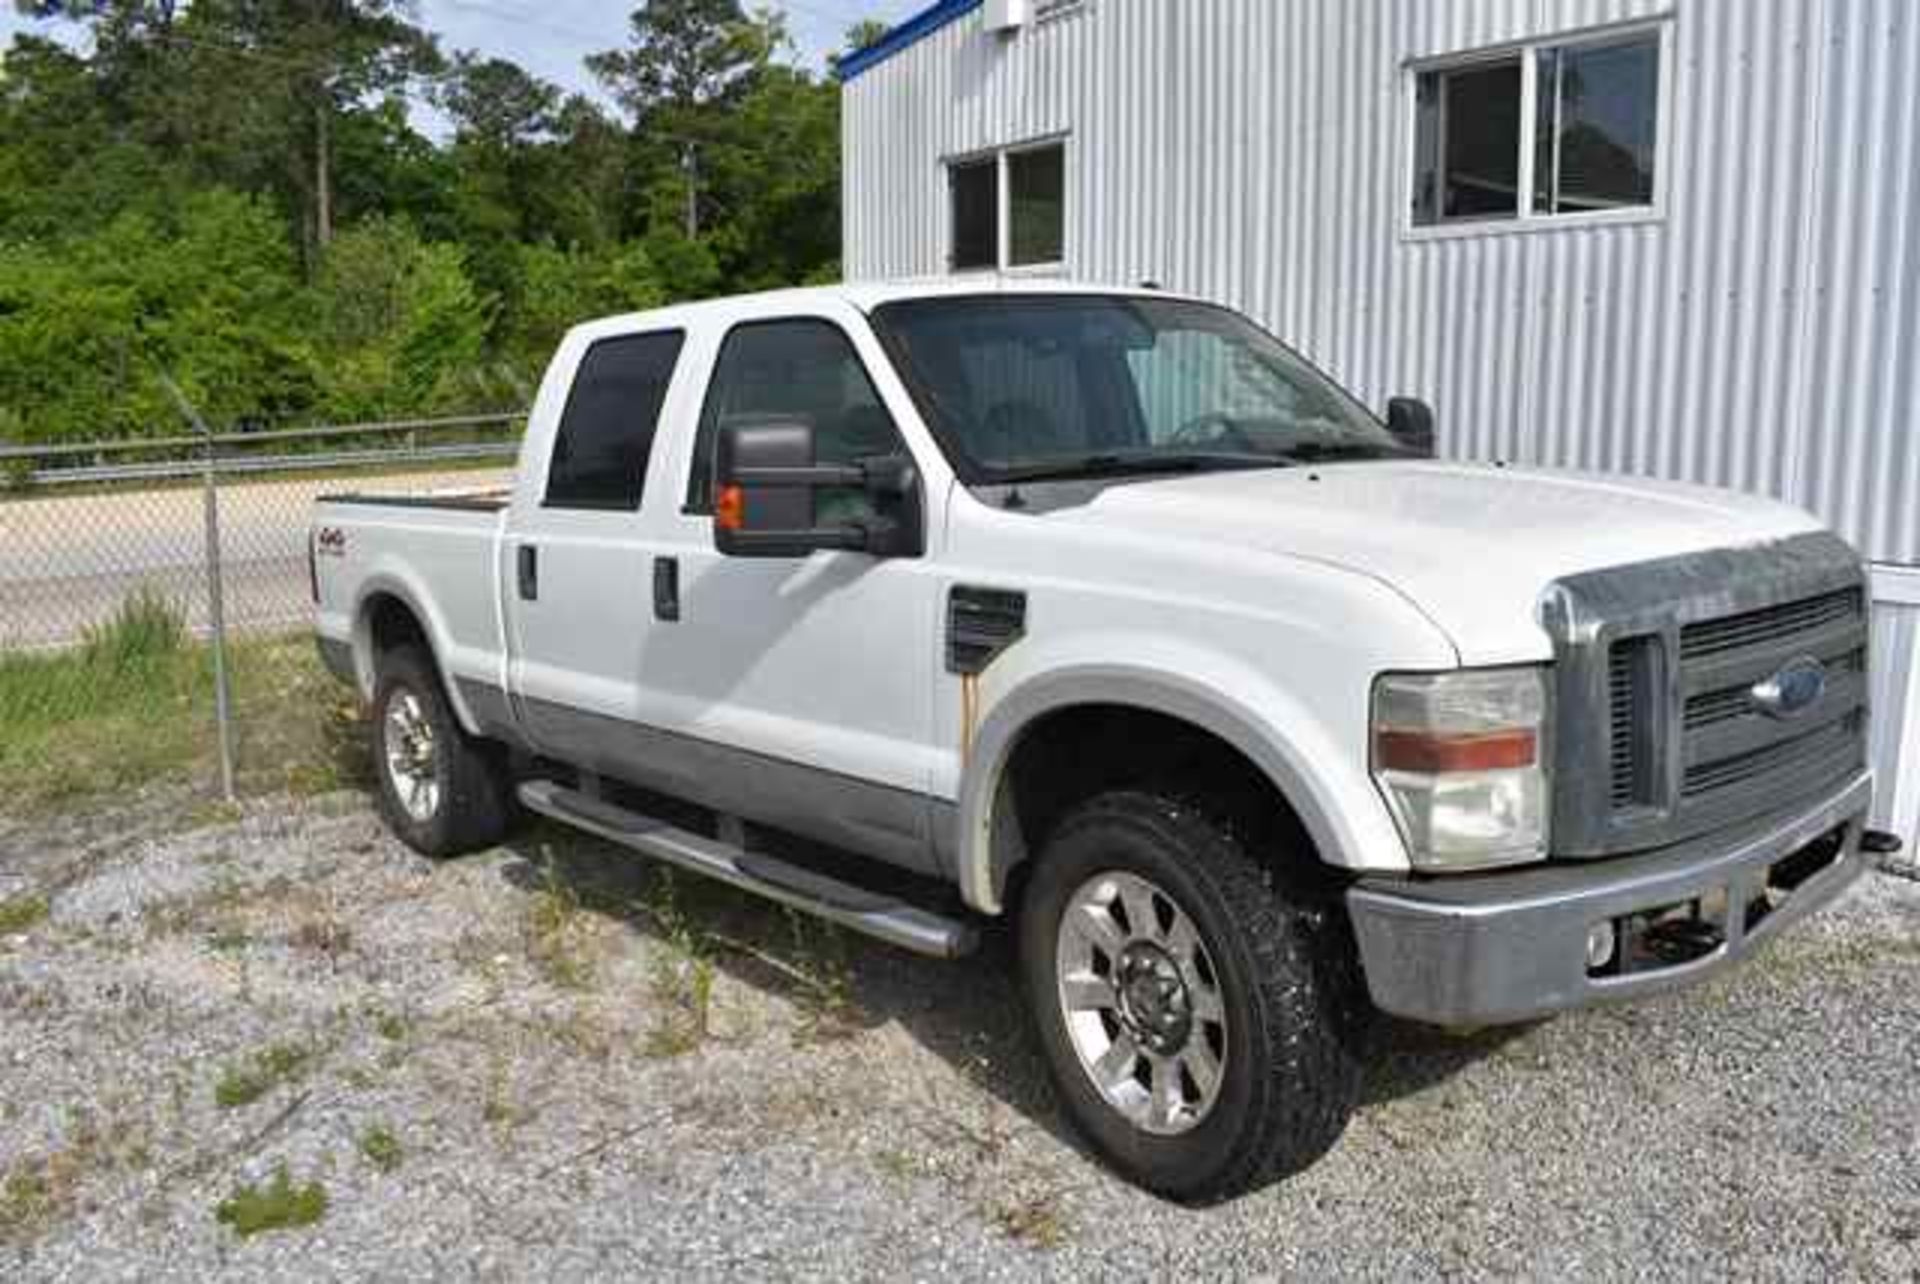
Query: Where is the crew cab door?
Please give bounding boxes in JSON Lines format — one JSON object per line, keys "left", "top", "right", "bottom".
{"left": 640, "top": 309, "right": 944, "bottom": 873}
{"left": 503, "top": 327, "right": 689, "bottom": 760}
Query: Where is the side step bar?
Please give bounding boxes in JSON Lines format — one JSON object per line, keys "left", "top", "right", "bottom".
{"left": 516, "top": 781, "right": 979, "bottom": 959}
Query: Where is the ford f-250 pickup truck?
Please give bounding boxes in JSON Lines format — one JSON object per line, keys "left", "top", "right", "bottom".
{"left": 313, "top": 280, "right": 1891, "bottom": 1202}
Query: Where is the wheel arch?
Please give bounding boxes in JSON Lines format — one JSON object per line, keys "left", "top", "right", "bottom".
{"left": 957, "top": 664, "right": 1389, "bottom": 915}
{"left": 350, "top": 577, "right": 484, "bottom": 736}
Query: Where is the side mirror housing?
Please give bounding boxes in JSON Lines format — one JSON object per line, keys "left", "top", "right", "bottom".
{"left": 1386, "top": 397, "right": 1437, "bottom": 457}
{"left": 713, "top": 418, "right": 924, "bottom": 559}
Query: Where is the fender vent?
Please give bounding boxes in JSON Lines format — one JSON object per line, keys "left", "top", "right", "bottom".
{"left": 947, "top": 586, "right": 1026, "bottom": 675}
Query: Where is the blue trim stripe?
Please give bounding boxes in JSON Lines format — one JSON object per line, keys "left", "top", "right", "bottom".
{"left": 834, "top": 0, "right": 983, "bottom": 81}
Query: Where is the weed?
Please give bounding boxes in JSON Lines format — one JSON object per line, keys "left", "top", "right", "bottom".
{"left": 991, "top": 1188, "right": 1072, "bottom": 1251}
{"left": 780, "top": 912, "right": 858, "bottom": 1045}
{"left": 214, "top": 1165, "right": 328, "bottom": 1237}
{"left": 357, "top": 1123, "right": 403, "bottom": 1173}
{"left": 524, "top": 857, "right": 594, "bottom": 990}
{"left": 206, "top": 923, "right": 251, "bottom": 953}
{"left": 291, "top": 914, "right": 352, "bottom": 959}
{"left": 641, "top": 871, "right": 716, "bottom": 1057}
{"left": 373, "top": 1010, "right": 409, "bottom": 1042}
{"left": 213, "top": 1041, "right": 315, "bottom": 1109}
{"left": 80, "top": 590, "right": 186, "bottom": 671}
{"left": 0, "top": 893, "right": 49, "bottom": 936}
{"left": 0, "top": 1171, "right": 53, "bottom": 1243}
{"left": 875, "top": 1148, "right": 922, "bottom": 1182}
{"left": 0, "top": 1110, "right": 142, "bottom": 1244}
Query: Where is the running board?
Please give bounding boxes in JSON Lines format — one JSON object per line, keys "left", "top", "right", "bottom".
{"left": 515, "top": 781, "right": 978, "bottom": 959}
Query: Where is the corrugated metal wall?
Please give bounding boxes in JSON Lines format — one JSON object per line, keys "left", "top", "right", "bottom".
{"left": 843, "top": 0, "right": 1920, "bottom": 840}
{"left": 1869, "top": 583, "right": 1920, "bottom": 845}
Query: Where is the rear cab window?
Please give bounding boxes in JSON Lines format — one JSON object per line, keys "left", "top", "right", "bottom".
{"left": 545, "top": 330, "right": 686, "bottom": 511}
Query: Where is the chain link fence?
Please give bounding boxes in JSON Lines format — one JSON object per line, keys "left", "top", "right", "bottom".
{"left": 0, "top": 409, "right": 521, "bottom": 815}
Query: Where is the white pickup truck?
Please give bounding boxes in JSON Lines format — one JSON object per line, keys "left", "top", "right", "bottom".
{"left": 313, "top": 280, "right": 1888, "bottom": 1201}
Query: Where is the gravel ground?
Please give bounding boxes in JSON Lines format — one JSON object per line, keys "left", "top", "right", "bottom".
{"left": 1, "top": 789, "right": 1917, "bottom": 1280}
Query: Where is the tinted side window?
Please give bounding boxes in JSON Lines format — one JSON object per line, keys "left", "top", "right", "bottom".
{"left": 687, "top": 320, "right": 904, "bottom": 515}
{"left": 545, "top": 330, "right": 685, "bottom": 510}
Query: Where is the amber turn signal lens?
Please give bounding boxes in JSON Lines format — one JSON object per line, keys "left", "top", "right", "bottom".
{"left": 715, "top": 484, "right": 744, "bottom": 531}
{"left": 1374, "top": 727, "right": 1537, "bottom": 773}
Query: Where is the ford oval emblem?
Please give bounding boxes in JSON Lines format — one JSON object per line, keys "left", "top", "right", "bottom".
{"left": 1750, "top": 656, "right": 1827, "bottom": 720}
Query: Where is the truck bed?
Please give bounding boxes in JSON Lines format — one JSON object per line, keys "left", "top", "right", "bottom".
{"left": 316, "top": 488, "right": 510, "bottom": 513}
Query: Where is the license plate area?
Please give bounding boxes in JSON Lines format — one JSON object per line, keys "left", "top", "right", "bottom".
{"left": 1584, "top": 823, "right": 1849, "bottom": 979}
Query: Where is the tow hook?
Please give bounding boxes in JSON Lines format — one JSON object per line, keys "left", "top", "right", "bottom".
{"left": 1861, "top": 829, "right": 1904, "bottom": 857}
{"left": 1864, "top": 829, "right": 1916, "bottom": 882}
{"left": 1637, "top": 917, "right": 1724, "bottom": 967}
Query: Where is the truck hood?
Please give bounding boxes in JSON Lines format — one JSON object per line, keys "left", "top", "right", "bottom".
{"left": 1052, "top": 461, "right": 1826, "bottom": 663}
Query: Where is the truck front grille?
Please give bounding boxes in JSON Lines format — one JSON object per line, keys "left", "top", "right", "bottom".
{"left": 1678, "top": 588, "right": 1862, "bottom": 659}
{"left": 1546, "top": 532, "right": 1869, "bottom": 858}
{"left": 1608, "top": 636, "right": 1657, "bottom": 810}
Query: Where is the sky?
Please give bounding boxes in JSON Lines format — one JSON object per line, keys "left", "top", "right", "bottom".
{"left": 0, "top": 0, "right": 926, "bottom": 129}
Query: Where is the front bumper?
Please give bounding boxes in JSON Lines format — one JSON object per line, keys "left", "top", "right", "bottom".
{"left": 1347, "top": 770, "right": 1872, "bottom": 1026}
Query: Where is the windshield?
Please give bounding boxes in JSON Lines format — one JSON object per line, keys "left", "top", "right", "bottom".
{"left": 870, "top": 294, "right": 1404, "bottom": 484}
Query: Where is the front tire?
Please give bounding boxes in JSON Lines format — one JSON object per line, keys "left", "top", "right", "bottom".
{"left": 371, "top": 645, "right": 515, "bottom": 857}
{"left": 1018, "top": 790, "right": 1364, "bottom": 1202}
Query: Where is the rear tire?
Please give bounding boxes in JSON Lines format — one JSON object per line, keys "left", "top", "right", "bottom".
{"left": 1018, "top": 790, "right": 1365, "bottom": 1203}
{"left": 371, "top": 645, "right": 516, "bottom": 857}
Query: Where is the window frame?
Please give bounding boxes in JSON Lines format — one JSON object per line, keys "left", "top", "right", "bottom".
{"left": 943, "top": 135, "right": 1069, "bottom": 275}
{"left": 541, "top": 327, "right": 687, "bottom": 513}
{"left": 1402, "top": 17, "right": 1673, "bottom": 242}
{"left": 680, "top": 314, "right": 910, "bottom": 517}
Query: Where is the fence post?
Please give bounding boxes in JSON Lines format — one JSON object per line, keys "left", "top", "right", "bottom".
{"left": 159, "top": 376, "right": 237, "bottom": 803}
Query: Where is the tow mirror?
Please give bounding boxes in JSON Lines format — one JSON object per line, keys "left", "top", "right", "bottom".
{"left": 1386, "top": 397, "right": 1436, "bottom": 457}
{"left": 713, "top": 417, "right": 923, "bottom": 559}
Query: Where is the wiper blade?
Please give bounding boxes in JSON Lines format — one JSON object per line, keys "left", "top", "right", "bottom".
{"left": 993, "top": 451, "right": 1288, "bottom": 484}
{"left": 1275, "top": 441, "right": 1413, "bottom": 463}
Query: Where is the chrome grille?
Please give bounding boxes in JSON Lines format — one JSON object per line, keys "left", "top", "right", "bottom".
{"left": 1547, "top": 532, "right": 1870, "bottom": 859}
{"left": 1682, "top": 711, "right": 1864, "bottom": 797}
{"left": 1679, "top": 587, "right": 1863, "bottom": 658}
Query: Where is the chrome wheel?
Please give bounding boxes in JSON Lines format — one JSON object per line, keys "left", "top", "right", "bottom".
{"left": 382, "top": 687, "right": 441, "bottom": 822}
{"left": 1056, "top": 870, "right": 1227, "bottom": 1136}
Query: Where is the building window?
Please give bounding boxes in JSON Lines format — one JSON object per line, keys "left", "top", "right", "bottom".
{"left": 947, "top": 140, "right": 1066, "bottom": 271}
{"left": 949, "top": 158, "right": 998, "bottom": 271}
{"left": 1412, "top": 27, "right": 1663, "bottom": 229}
{"left": 1008, "top": 145, "right": 1065, "bottom": 265}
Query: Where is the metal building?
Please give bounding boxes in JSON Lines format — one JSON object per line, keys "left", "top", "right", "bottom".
{"left": 838, "top": 0, "right": 1920, "bottom": 848}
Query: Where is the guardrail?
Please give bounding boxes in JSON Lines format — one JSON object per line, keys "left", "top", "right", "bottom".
{"left": 0, "top": 412, "right": 524, "bottom": 489}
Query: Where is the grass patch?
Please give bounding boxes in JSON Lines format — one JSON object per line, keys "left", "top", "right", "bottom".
{"left": 642, "top": 871, "right": 716, "bottom": 1058}
{"left": 0, "top": 893, "right": 50, "bottom": 936}
{"left": 0, "top": 1111, "right": 144, "bottom": 1245}
{"left": 357, "top": 1123, "right": 403, "bottom": 1173}
{"left": 213, "top": 1041, "right": 315, "bottom": 1109}
{"left": 214, "top": 1165, "right": 328, "bottom": 1237}
{"left": 0, "top": 594, "right": 370, "bottom": 815}
{"left": 991, "top": 1189, "right": 1072, "bottom": 1251}
{"left": 0, "top": 1170, "right": 56, "bottom": 1243}
{"left": 523, "top": 860, "right": 596, "bottom": 991}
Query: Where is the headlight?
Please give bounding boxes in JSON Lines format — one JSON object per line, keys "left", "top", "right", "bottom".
{"left": 1371, "top": 666, "right": 1550, "bottom": 871}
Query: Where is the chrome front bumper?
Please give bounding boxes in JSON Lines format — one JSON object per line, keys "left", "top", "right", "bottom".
{"left": 1347, "top": 770, "right": 1873, "bottom": 1027}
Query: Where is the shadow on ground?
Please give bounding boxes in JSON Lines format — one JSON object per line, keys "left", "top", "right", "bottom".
{"left": 489, "top": 819, "right": 1527, "bottom": 1176}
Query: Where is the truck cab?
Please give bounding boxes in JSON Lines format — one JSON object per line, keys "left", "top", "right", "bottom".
{"left": 314, "top": 280, "right": 1881, "bottom": 1201}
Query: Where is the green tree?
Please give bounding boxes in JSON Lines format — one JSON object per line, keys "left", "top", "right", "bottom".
{"left": 313, "top": 216, "right": 491, "bottom": 419}
{"left": 842, "top": 18, "right": 888, "bottom": 56}
{"left": 0, "top": 190, "right": 317, "bottom": 440}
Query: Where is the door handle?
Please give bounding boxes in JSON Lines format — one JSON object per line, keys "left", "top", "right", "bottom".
{"left": 517, "top": 544, "right": 538, "bottom": 601}
{"left": 653, "top": 556, "right": 680, "bottom": 622}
